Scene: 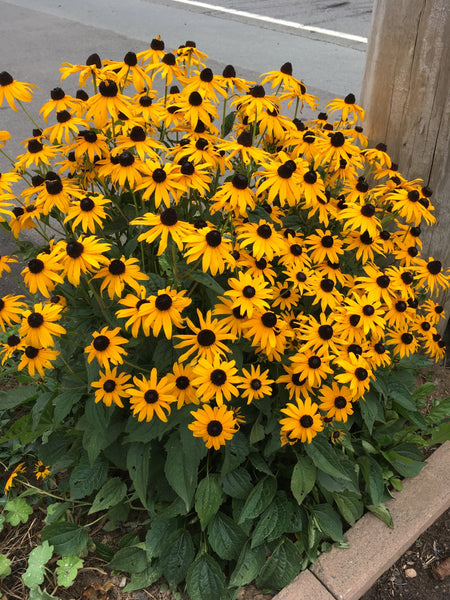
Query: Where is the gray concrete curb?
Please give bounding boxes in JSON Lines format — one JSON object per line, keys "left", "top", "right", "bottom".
{"left": 273, "top": 440, "right": 450, "bottom": 600}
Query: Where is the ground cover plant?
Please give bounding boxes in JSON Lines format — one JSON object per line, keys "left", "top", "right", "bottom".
{"left": 0, "top": 38, "right": 449, "bottom": 599}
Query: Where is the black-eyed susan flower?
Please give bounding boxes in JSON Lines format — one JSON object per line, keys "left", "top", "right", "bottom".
{"left": 166, "top": 362, "right": 198, "bottom": 409}
{"left": 143, "top": 287, "right": 191, "bottom": 339}
{"left": 34, "top": 461, "right": 51, "bottom": 481}
{"left": 175, "top": 309, "right": 234, "bottom": 363}
{"left": 55, "top": 235, "right": 111, "bottom": 286}
{"left": 300, "top": 314, "right": 342, "bottom": 357}
{"left": 238, "top": 364, "right": 274, "bottom": 404}
{"left": 116, "top": 287, "right": 152, "bottom": 337}
{"left": 271, "top": 282, "right": 301, "bottom": 312}
{"left": 306, "top": 229, "right": 344, "bottom": 264}
{"left": 325, "top": 93, "right": 365, "bottom": 124}
{"left": 256, "top": 154, "right": 302, "bottom": 207}
{"left": 85, "top": 326, "right": 128, "bottom": 368}
{"left": 314, "top": 130, "right": 361, "bottom": 170}
{"left": 0, "top": 71, "right": 37, "bottom": 110}
{"left": 384, "top": 297, "right": 415, "bottom": 329}
{"left": 223, "top": 271, "right": 272, "bottom": 319}
{"left": 64, "top": 194, "right": 111, "bottom": 233}
{"left": 39, "top": 87, "right": 80, "bottom": 122}
{"left": 335, "top": 354, "right": 373, "bottom": 400}
{"left": 92, "top": 255, "right": 149, "bottom": 299}
{"left": 43, "top": 109, "right": 87, "bottom": 144}
{"left": 277, "top": 365, "right": 312, "bottom": 401}
{"left": 353, "top": 264, "right": 395, "bottom": 305}
{"left": 60, "top": 52, "right": 103, "bottom": 88}
{"left": 184, "top": 227, "right": 236, "bottom": 276}
{"left": 85, "top": 79, "right": 132, "bottom": 129}
{"left": 103, "top": 51, "right": 153, "bottom": 93}
{"left": 137, "top": 37, "right": 166, "bottom": 66}
{"left": 342, "top": 294, "right": 385, "bottom": 337}
{"left": 128, "top": 368, "right": 174, "bottom": 423}
{"left": 21, "top": 252, "right": 64, "bottom": 298}
{"left": 236, "top": 219, "right": 285, "bottom": 262}
{"left": 192, "top": 355, "right": 240, "bottom": 406}
{"left": 280, "top": 397, "right": 323, "bottom": 444}
{"left": 366, "top": 338, "right": 391, "bottom": 369}
{"left": 421, "top": 299, "right": 445, "bottom": 326}
{"left": 237, "top": 253, "right": 277, "bottom": 285}
{"left": 132, "top": 207, "right": 194, "bottom": 255}
{"left": 318, "top": 383, "right": 354, "bottom": 422}
{"left": 414, "top": 257, "right": 449, "bottom": 295}
{"left": 4, "top": 462, "right": 26, "bottom": 494}
{"left": 387, "top": 329, "right": 419, "bottom": 358}
{"left": 91, "top": 366, "right": 132, "bottom": 408}
{"left": 306, "top": 275, "right": 343, "bottom": 312}
{"left": 15, "top": 138, "right": 59, "bottom": 170}
{"left": 18, "top": 345, "right": 60, "bottom": 378}
{"left": 210, "top": 173, "right": 256, "bottom": 218}
{"left": 290, "top": 350, "right": 334, "bottom": 389}
{"left": 1, "top": 334, "right": 24, "bottom": 364}
{"left": 188, "top": 404, "right": 238, "bottom": 450}
{"left": 69, "top": 129, "right": 110, "bottom": 163}
{"left": 36, "top": 174, "right": 84, "bottom": 216}
{"left": 146, "top": 52, "right": 186, "bottom": 86}
{"left": 134, "top": 160, "right": 184, "bottom": 208}
{"left": 232, "top": 84, "right": 278, "bottom": 121}
{"left": 0, "top": 294, "right": 26, "bottom": 332}
{"left": 221, "top": 64, "right": 253, "bottom": 95}
{"left": 217, "top": 131, "right": 268, "bottom": 165}
{"left": 19, "top": 302, "right": 66, "bottom": 348}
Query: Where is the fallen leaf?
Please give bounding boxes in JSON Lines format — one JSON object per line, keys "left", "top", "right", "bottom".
{"left": 79, "top": 583, "right": 108, "bottom": 600}
{"left": 433, "top": 557, "right": 450, "bottom": 581}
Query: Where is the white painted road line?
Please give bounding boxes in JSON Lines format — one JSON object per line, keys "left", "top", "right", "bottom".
{"left": 170, "top": 0, "right": 369, "bottom": 44}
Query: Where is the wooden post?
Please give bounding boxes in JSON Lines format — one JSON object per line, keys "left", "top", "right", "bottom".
{"left": 360, "top": 0, "right": 450, "bottom": 334}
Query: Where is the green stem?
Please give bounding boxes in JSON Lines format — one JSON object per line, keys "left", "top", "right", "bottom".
{"left": 17, "top": 99, "right": 41, "bottom": 130}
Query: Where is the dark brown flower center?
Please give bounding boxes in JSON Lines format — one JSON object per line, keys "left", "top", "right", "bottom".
{"left": 205, "top": 230, "right": 222, "bottom": 247}
{"left": 261, "top": 312, "right": 277, "bottom": 328}
{"left": 66, "top": 241, "right": 84, "bottom": 258}
{"left": 28, "top": 258, "right": 44, "bottom": 274}
{"left": 250, "top": 378, "right": 262, "bottom": 390}
{"left": 25, "top": 346, "right": 39, "bottom": 359}
{"left": 155, "top": 294, "right": 172, "bottom": 311}
{"left": 257, "top": 224, "right": 272, "bottom": 239}
{"left": 318, "top": 324, "right": 333, "bottom": 340}
{"left": 99, "top": 79, "right": 118, "bottom": 97}
{"left": 334, "top": 395, "right": 347, "bottom": 409}
{"left": 355, "top": 367, "right": 368, "bottom": 381}
{"left": 308, "top": 356, "right": 321, "bottom": 369}
{"left": 197, "top": 329, "right": 216, "bottom": 346}
{"left": 144, "top": 389, "right": 159, "bottom": 403}
{"left": 28, "top": 312, "right": 44, "bottom": 328}
{"left": 300, "top": 415, "right": 314, "bottom": 428}
{"left": 210, "top": 369, "right": 227, "bottom": 386}
{"left": 176, "top": 375, "right": 190, "bottom": 390}
{"left": 103, "top": 379, "right": 116, "bottom": 392}
{"left": 207, "top": 420, "right": 223, "bottom": 436}
{"left": 93, "top": 335, "right": 110, "bottom": 351}
{"left": 109, "top": 259, "right": 126, "bottom": 275}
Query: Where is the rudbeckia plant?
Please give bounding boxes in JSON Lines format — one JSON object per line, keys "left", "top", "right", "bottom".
{"left": 0, "top": 39, "right": 449, "bottom": 600}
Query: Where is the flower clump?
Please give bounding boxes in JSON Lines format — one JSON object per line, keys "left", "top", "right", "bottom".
{"left": 0, "top": 42, "right": 448, "bottom": 455}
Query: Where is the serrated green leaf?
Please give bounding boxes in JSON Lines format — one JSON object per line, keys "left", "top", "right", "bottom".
{"left": 123, "top": 563, "right": 163, "bottom": 592}
{"left": 396, "top": 354, "right": 432, "bottom": 369}
{"left": 69, "top": 456, "right": 108, "bottom": 500}
{"left": 312, "top": 504, "right": 345, "bottom": 541}
{"left": 160, "top": 529, "right": 195, "bottom": 586}
{"left": 88, "top": 477, "right": 127, "bottom": 514}
{"left": 220, "top": 467, "right": 253, "bottom": 499}
{"left": 41, "top": 522, "right": 88, "bottom": 556}
{"left": 333, "top": 492, "right": 363, "bottom": 526}
{"left": 44, "top": 502, "right": 71, "bottom": 524}
{"left": 412, "top": 381, "right": 436, "bottom": 404}
{"left": 367, "top": 503, "right": 393, "bottom": 528}
{"left": 195, "top": 475, "right": 223, "bottom": 530}
{"left": 221, "top": 431, "right": 249, "bottom": 475}
{"left": 426, "top": 397, "right": 450, "bottom": 425}
{"left": 291, "top": 456, "right": 316, "bottom": 504}
{"left": 145, "top": 517, "right": 178, "bottom": 559}
{"left": 5, "top": 497, "right": 33, "bottom": 526}
{"left": 56, "top": 555, "right": 83, "bottom": 586}
{"left": 165, "top": 429, "right": 206, "bottom": 511}
{"left": 256, "top": 537, "right": 302, "bottom": 590}
{"left": 22, "top": 541, "right": 54, "bottom": 589}
{"left": 358, "top": 455, "right": 385, "bottom": 506}
{"left": 0, "top": 385, "right": 38, "bottom": 411}
{"left": 383, "top": 443, "right": 425, "bottom": 478}
{"left": 108, "top": 546, "right": 147, "bottom": 574}
{"left": 251, "top": 493, "right": 293, "bottom": 548}
{"left": 238, "top": 476, "right": 276, "bottom": 523}
{"left": 305, "top": 438, "right": 351, "bottom": 482}
{"left": 186, "top": 553, "right": 228, "bottom": 600}
{"left": 229, "top": 541, "right": 265, "bottom": 587}
{"left": 127, "top": 442, "right": 151, "bottom": 508}
{"left": 208, "top": 512, "right": 247, "bottom": 560}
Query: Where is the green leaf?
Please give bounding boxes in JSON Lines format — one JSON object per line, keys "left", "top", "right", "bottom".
{"left": 223, "top": 111, "right": 236, "bottom": 137}
{"left": 69, "top": 455, "right": 108, "bottom": 500}
{"left": 0, "top": 385, "right": 38, "bottom": 411}
{"left": 291, "top": 456, "right": 316, "bottom": 505}
{"left": 0, "top": 554, "right": 12, "bottom": 578}
{"left": 123, "top": 564, "right": 163, "bottom": 592}
{"left": 44, "top": 502, "right": 71, "bottom": 524}
{"left": 160, "top": 529, "right": 195, "bottom": 586}
{"left": 195, "top": 475, "right": 223, "bottom": 530}
{"left": 383, "top": 443, "right": 425, "bottom": 478}
{"left": 53, "top": 389, "right": 81, "bottom": 424}
{"left": 207, "top": 511, "right": 248, "bottom": 560}
{"left": 238, "top": 476, "right": 276, "bottom": 524}
{"left": 305, "top": 437, "right": 351, "bottom": 482}
{"left": 220, "top": 467, "right": 253, "bottom": 499}
{"left": 428, "top": 421, "right": 450, "bottom": 445}
{"left": 165, "top": 429, "right": 206, "bottom": 511}
{"left": 413, "top": 382, "right": 436, "bottom": 404}
{"left": 41, "top": 522, "right": 88, "bottom": 556}
{"left": 229, "top": 541, "right": 265, "bottom": 587}
{"left": 22, "top": 541, "right": 54, "bottom": 589}
{"left": 127, "top": 442, "right": 151, "bottom": 508}
{"left": 88, "top": 477, "right": 127, "bottom": 514}
{"left": 31, "top": 392, "right": 52, "bottom": 430}
{"left": 56, "top": 555, "right": 83, "bottom": 587}
{"left": 221, "top": 431, "right": 249, "bottom": 475}
{"left": 108, "top": 546, "right": 147, "bottom": 574}
{"left": 312, "top": 504, "right": 344, "bottom": 541}
{"left": 145, "top": 517, "right": 178, "bottom": 560}
{"left": 186, "top": 553, "right": 228, "bottom": 600}
{"left": 333, "top": 492, "right": 363, "bottom": 526}
{"left": 396, "top": 354, "right": 432, "bottom": 369}
{"left": 426, "top": 397, "right": 450, "bottom": 425}
{"left": 5, "top": 497, "right": 33, "bottom": 526}
{"left": 359, "top": 390, "right": 384, "bottom": 433}
{"left": 187, "top": 270, "right": 224, "bottom": 295}
{"left": 251, "top": 493, "right": 293, "bottom": 548}
{"left": 256, "top": 537, "right": 302, "bottom": 590}
{"left": 152, "top": 336, "right": 175, "bottom": 372}
{"left": 358, "top": 455, "right": 385, "bottom": 506}
{"left": 28, "top": 588, "right": 57, "bottom": 600}
{"left": 367, "top": 503, "right": 393, "bottom": 528}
